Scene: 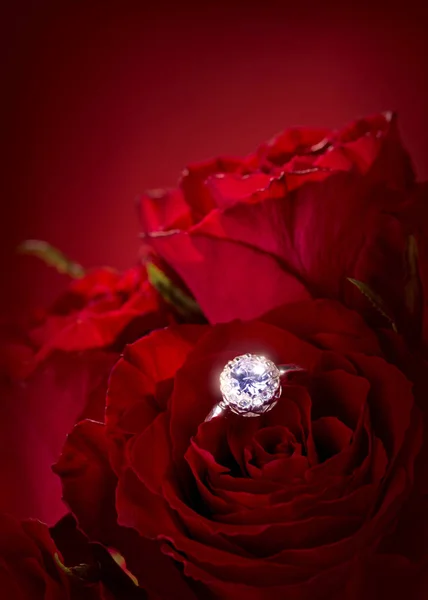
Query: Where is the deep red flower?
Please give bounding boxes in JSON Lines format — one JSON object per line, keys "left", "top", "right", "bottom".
{"left": 53, "top": 421, "right": 199, "bottom": 600}
{"left": 138, "top": 113, "right": 424, "bottom": 341}
{"left": 55, "top": 300, "right": 427, "bottom": 599}
{"left": 27, "top": 265, "right": 168, "bottom": 366}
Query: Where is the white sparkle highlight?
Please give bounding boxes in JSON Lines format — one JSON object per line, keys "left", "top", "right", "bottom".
{"left": 219, "top": 354, "right": 281, "bottom": 417}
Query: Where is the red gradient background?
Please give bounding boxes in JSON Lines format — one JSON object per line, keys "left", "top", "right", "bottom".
{"left": 1, "top": 0, "right": 428, "bottom": 526}
{"left": 2, "top": 1, "right": 428, "bottom": 317}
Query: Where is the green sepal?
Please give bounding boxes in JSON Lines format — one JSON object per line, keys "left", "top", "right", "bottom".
{"left": 147, "top": 262, "right": 202, "bottom": 318}
{"left": 17, "top": 239, "right": 85, "bottom": 278}
{"left": 54, "top": 553, "right": 99, "bottom": 582}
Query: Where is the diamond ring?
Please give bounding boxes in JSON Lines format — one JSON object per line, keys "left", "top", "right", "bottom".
{"left": 205, "top": 353, "right": 303, "bottom": 422}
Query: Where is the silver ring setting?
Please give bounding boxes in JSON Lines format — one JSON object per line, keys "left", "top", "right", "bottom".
{"left": 205, "top": 353, "right": 286, "bottom": 422}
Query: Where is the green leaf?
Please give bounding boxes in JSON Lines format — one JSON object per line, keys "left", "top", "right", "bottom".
{"left": 17, "top": 240, "right": 85, "bottom": 278}
{"left": 347, "top": 278, "right": 398, "bottom": 332}
{"left": 147, "top": 263, "right": 202, "bottom": 319}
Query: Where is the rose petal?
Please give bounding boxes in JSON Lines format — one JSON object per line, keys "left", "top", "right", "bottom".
{"left": 148, "top": 231, "right": 310, "bottom": 323}
{"left": 138, "top": 187, "right": 192, "bottom": 234}
{"left": 128, "top": 412, "right": 172, "bottom": 493}
{"left": 312, "top": 417, "right": 353, "bottom": 460}
{"left": 106, "top": 325, "right": 206, "bottom": 435}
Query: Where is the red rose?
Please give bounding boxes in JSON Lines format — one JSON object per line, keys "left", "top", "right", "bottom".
{"left": 0, "top": 513, "right": 109, "bottom": 599}
{"left": 55, "top": 300, "right": 427, "bottom": 599}
{"left": 138, "top": 112, "right": 424, "bottom": 342}
{"left": 28, "top": 265, "right": 169, "bottom": 366}
{"left": 54, "top": 421, "right": 198, "bottom": 600}
{"left": 0, "top": 265, "right": 170, "bottom": 523}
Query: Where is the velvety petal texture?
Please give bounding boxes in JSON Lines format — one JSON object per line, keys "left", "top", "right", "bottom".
{"left": 56, "top": 300, "right": 425, "bottom": 599}
{"left": 138, "top": 113, "right": 426, "bottom": 338}
{"left": 29, "top": 266, "right": 169, "bottom": 364}
{"left": 54, "top": 421, "right": 200, "bottom": 600}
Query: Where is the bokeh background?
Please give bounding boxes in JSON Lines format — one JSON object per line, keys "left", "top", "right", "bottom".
{"left": 2, "top": 0, "right": 428, "bottom": 318}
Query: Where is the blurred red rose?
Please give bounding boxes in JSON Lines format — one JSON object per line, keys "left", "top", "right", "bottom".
{"left": 0, "top": 513, "right": 110, "bottom": 599}
{"left": 138, "top": 112, "right": 425, "bottom": 343}
{"left": 27, "top": 265, "right": 168, "bottom": 368}
{"left": 55, "top": 300, "right": 427, "bottom": 599}
{"left": 0, "top": 265, "right": 170, "bottom": 524}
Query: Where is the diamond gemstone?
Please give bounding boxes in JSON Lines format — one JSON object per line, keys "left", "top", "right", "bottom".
{"left": 219, "top": 354, "right": 281, "bottom": 417}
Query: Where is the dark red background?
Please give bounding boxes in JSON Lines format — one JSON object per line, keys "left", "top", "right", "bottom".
{"left": 2, "top": 1, "right": 428, "bottom": 318}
